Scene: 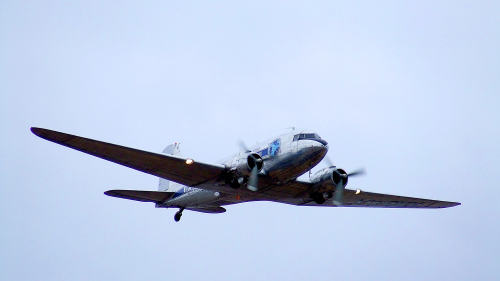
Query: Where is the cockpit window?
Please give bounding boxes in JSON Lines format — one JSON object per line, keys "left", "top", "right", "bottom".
{"left": 293, "top": 133, "right": 321, "bottom": 141}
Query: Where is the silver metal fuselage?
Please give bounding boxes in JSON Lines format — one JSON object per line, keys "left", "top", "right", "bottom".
{"left": 158, "top": 129, "right": 328, "bottom": 208}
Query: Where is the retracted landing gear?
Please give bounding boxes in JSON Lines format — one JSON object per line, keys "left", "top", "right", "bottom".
{"left": 174, "top": 207, "right": 185, "bottom": 222}
{"left": 311, "top": 192, "right": 326, "bottom": 204}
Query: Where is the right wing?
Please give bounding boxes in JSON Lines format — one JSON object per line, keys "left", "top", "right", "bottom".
{"left": 31, "top": 127, "right": 227, "bottom": 188}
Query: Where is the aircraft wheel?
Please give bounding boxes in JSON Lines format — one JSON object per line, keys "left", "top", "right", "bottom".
{"left": 313, "top": 194, "right": 326, "bottom": 204}
{"left": 174, "top": 212, "right": 182, "bottom": 222}
{"left": 327, "top": 191, "right": 333, "bottom": 199}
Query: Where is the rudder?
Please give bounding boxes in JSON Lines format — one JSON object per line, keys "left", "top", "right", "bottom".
{"left": 158, "top": 143, "right": 182, "bottom": 191}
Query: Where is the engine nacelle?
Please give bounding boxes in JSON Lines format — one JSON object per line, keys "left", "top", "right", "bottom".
{"left": 234, "top": 153, "right": 264, "bottom": 176}
{"left": 310, "top": 167, "right": 349, "bottom": 189}
{"left": 225, "top": 153, "right": 264, "bottom": 188}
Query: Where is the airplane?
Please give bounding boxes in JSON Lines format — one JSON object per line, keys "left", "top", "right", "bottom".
{"left": 31, "top": 127, "right": 460, "bottom": 222}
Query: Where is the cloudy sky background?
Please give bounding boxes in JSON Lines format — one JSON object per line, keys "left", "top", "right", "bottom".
{"left": 1, "top": 1, "right": 499, "bottom": 280}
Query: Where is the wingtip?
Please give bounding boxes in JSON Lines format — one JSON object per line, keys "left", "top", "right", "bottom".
{"left": 103, "top": 190, "right": 115, "bottom": 197}
{"left": 442, "top": 201, "right": 461, "bottom": 208}
{"left": 30, "top": 127, "right": 42, "bottom": 136}
{"left": 30, "top": 127, "right": 52, "bottom": 140}
{"left": 30, "top": 127, "right": 74, "bottom": 143}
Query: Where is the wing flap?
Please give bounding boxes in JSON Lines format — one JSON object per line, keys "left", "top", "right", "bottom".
{"left": 105, "top": 190, "right": 175, "bottom": 203}
{"left": 31, "top": 127, "right": 226, "bottom": 187}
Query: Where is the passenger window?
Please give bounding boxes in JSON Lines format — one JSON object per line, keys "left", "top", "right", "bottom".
{"left": 293, "top": 134, "right": 299, "bottom": 141}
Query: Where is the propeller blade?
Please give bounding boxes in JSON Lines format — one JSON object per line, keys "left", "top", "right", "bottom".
{"left": 238, "top": 140, "right": 251, "bottom": 153}
{"left": 247, "top": 165, "right": 259, "bottom": 191}
{"left": 333, "top": 178, "right": 344, "bottom": 206}
{"left": 347, "top": 168, "right": 366, "bottom": 177}
{"left": 323, "top": 156, "right": 334, "bottom": 168}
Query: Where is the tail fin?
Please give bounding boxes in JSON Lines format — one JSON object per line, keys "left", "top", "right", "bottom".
{"left": 158, "top": 143, "right": 182, "bottom": 191}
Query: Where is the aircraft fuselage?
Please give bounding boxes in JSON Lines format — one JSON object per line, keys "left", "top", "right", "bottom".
{"left": 157, "top": 129, "right": 328, "bottom": 209}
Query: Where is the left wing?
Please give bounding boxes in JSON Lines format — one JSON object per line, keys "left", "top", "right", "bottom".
{"left": 265, "top": 179, "right": 460, "bottom": 208}
{"left": 303, "top": 189, "right": 460, "bottom": 208}
{"left": 31, "top": 127, "right": 227, "bottom": 188}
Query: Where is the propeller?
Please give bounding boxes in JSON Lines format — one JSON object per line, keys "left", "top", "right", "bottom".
{"left": 332, "top": 168, "right": 366, "bottom": 205}
{"left": 324, "top": 156, "right": 366, "bottom": 176}
{"left": 237, "top": 140, "right": 262, "bottom": 191}
{"left": 346, "top": 168, "right": 366, "bottom": 177}
{"left": 238, "top": 140, "right": 251, "bottom": 153}
{"left": 247, "top": 154, "right": 262, "bottom": 191}
{"left": 324, "top": 155, "right": 366, "bottom": 205}
{"left": 333, "top": 176, "right": 345, "bottom": 206}
{"left": 323, "top": 156, "right": 335, "bottom": 168}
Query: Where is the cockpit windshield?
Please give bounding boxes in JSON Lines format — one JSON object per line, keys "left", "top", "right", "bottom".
{"left": 293, "top": 133, "right": 321, "bottom": 141}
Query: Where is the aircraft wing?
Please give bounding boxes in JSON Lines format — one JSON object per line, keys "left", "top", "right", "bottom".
{"left": 31, "top": 127, "right": 227, "bottom": 188}
{"left": 268, "top": 179, "right": 460, "bottom": 208}
{"left": 303, "top": 189, "right": 460, "bottom": 208}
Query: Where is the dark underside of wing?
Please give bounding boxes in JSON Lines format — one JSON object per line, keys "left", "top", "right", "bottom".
{"left": 264, "top": 180, "right": 460, "bottom": 209}
{"left": 31, "top": 127, "right": 227, "bottom": 188}
{"left": 300, "top": 190, "right": 459, "bottom": 208}
{"left": 307, "top": 189, "right": 459, "bottom": 208}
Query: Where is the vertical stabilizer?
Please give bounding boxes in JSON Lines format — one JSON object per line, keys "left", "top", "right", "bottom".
{"left": 158, "top": 143, "right": 182, "bottom": 191}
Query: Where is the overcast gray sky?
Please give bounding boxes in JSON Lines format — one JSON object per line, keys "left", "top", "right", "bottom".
{"left": 1, "top": 1, "right": 499, "bottom": 280}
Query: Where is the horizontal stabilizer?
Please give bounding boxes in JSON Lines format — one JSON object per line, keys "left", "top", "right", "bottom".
{"left": 105, "top": 190, "right": 175, "bottom": 203}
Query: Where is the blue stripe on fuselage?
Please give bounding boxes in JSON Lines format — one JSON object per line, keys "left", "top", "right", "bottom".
{"left": 172, "top": 189, "right": 185, "bottom": 199}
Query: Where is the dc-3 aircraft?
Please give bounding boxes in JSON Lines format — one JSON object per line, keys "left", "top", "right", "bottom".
{"left": 31, "top": 127, "right": 460, "bottom": 222}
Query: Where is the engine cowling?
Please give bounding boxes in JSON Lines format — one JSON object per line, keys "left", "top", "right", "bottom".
{"left": 225, "top": 153, "right": 264, "bottom": 188}
{"left": 235, "top": 153, "right": 264, "bottom": 176}
{"left": 310, "top": 167, "right": 349, "bottom": 189}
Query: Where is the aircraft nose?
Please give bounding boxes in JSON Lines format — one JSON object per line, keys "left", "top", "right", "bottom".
{"left": 318, "top": 139, "right": 328, "bottom": 153}
{"left": 306, "top": 139, "right": 329, "bottom": 153}
{"left": 314, "top": 138, "right": 328, "bottom": 148}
